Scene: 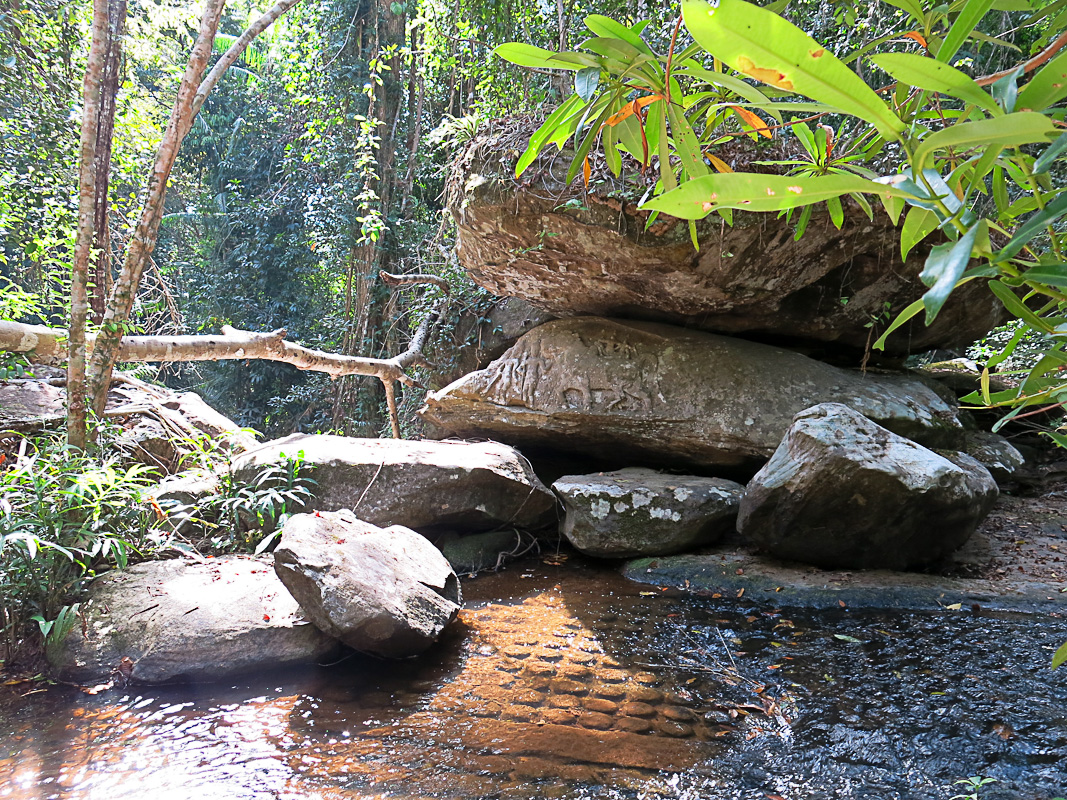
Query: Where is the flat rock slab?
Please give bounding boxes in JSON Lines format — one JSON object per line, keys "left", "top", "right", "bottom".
{"left": 47, "top": 556, "right": 338, "bottom": 684}
{"left": 232, "top": 434, "right": 557, "bottom": 534}
{"left": 738, "top": 403, "right": 998, "bottom": 570}
{"left": 553, "top": 468, "right": 745, "bottom": 558}
{"left": 274, "top": 511, "right": 462, "bottom": 658}
{"left": 421, "top": 318, "right": 964, "bottom": 472}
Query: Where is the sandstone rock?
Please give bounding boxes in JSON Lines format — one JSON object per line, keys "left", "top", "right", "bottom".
{"left": 737, "top": 403, "right": 998, "bottom": 570}
{"left": 231, "top": 434, "right": 557, "bottom": 534}
{"left": 430, "top": 297, "right": 556, "bottom": 388}
{"left": 553, "top": 468, "right": 744, "bottom": 558}
{"left": 962, "top": 431, "right": 1026, "bottom": 484}
{"left": 0, "top": 380, "right": 65, "bottom": 430}
{"left": 47, "top": 556, "right": 338, "bottom": 684}
{"left": 420, "top": 318, "right": 964, "bottom": 472}
{"left": 450, "top": 133, "right": 1001, "bottom": 354}
{"left": 273, "top": 511, "right": 462, "bottom": 658}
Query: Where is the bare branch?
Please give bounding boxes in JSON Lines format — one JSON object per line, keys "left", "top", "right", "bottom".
{"left": 192, "top": 0, "right": 305, "bottom": 116}
{"left": 379, "top": 270, "right": 451, "bottom": 295}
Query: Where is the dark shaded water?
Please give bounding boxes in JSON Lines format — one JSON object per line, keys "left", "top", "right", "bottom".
{"left": 1, "top": 560, "right": 1065, "bottom": 800}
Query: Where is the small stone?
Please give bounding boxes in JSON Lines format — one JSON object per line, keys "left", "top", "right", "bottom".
{"left": 662, "top": 706, "right": 698, "bottom": 722}
{"left": 581, "top": 697, "right": 619, "bottom": 714}
{"left": 656, "top": 720, "right": 694, "bottom": 738}
{"left": 619, "top": 701, "right": 656, "bottom": 717}
{"left": 628, "top": 686, "right": 663, "bottom": 703}
{"left": 615, "top": 716, "right": 653, "bottom": 733}
{"left": 577, "top": 712, "right": 614, "bottom": 730}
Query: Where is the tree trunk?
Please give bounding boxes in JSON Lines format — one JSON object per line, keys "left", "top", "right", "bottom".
{"left": 89, "top": 0, "right": 127, "bottom": 324}
{"left": 67, "top": 0, "right": 110, "bottom": 449}
{"left": 83, "top": 0, "right": 305, "bottom": 421}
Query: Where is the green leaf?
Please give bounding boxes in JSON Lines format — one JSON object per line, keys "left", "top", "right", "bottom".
{"left": 494, "top": 43, "right": 579, "bottom": 70}
{"left": 937, "top": 0, "right": 994, "bottom": 64}
{"left": 881, "top": 0, "right": 925, "bottom": 21}
{"left": 870, "top": 53, "right": 1000, "bottom": 115}
{"left": 575, "top": 67, "right": 600, "bottom": 101}
{"left": 991, "top": 65, "right": 1023, "bottom": 113}
{"left": 996, "top": 192, "right": 1067, "bottom": 262}
{"left": 920, "top": 224, "right": 979, "bottom": 322}
{"left": 901, "top": 206, "right": 940, "bottom": 261}
{"left": 584, "top": 15, "right": 655, "bottom": 57}
{"left": 989, "top": 279, "right": 1054, "bottom": 332}
{"left": 641, "top": 172, "right": 913, "bottom": 219}
{"left": 912, "top": 112, "right": 1057, "bottom": 175}
{"left": 1016, "top": 50, "right": 1067, "bottom": 111}
{"left": 515, "top": 94, "right": 585, "bottom": 177}
{"left": 1055, "top": 640, "right": 1067, "bottom": 670}
{"left": 1023, "top": 263, "right": 1067, "bottom": 288}
{"left": 1034, "top": 132, "right": 1067, "bottom": 175}
{"left": 680, "top": 0, "right": 905, "bottom": 140}
{"left": 826, "top": 195, "right": 844, "bottom": 229}
{"left": 666, "top": 103, "right": 710, "bottom": 177}
{"left": 874, "top": 298, "right": 925, "bottom": 350}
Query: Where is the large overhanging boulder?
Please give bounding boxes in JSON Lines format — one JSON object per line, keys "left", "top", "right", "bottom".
{"left": 449, "top": 127, "right": 1001, "bottom": 355}
{"left": 419, "top": 317, "right": 964, "bottom": 473}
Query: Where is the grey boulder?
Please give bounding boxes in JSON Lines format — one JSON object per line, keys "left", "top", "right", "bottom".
{"left": 420, "top": 317, "right": 964, "bottom": 472}
{"left": 963, "top": 431, "right": 1026, "bottom": 484}
{"left": 231, "top": 434, "right": 557, "bottom": 534}
{"left": 737, "top": 403, "right": 998, "bottom": 570}
{"left": 273, "top": 511, "right": 462, "bottom": 658}
{"left": 553, "top": 468, "right": 745, "bottom": 558}
{"left": 46, "top": 556, "right": 338, "bottom": 684}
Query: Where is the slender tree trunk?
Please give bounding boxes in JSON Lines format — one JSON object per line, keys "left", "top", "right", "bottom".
{"left": 67, "top": 0, "right": 110, "bottom": 449}
{"left": 85, "top": 0, "right": 225, "bottom": 419}
{"left": 85, "top": 0, "right": 304, "bottom": 420}
{"left": 89, "top": 0, "right": 127, "bottom": 324}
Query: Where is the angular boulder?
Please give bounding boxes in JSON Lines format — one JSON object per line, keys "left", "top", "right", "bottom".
{"left": 231, "top": 435, "right": 557, "bottom": 534}
{"left": 737, "top": 403, "right": 998, "bottom": 570}
{"left": 553, "top": 468, "right": 745, "bottom": 558}
{"left": 420, "top": 318, "right": 964, "bottom": 472}
{"left": 274, "top": 511, "right": 462, "bottom": 658}
{"left": 451, "top": 132, "right": 1001, "bottom": 354}
{"left": 47, "top": 556, "right": 338, "bottom": 684}
{"left": 963, "top": 431, "right": 1026, "bottom": 484}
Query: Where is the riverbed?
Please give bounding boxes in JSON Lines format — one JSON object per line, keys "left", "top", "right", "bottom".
{"left": 2, "top": 558, "right": 1065, "bottom": 800}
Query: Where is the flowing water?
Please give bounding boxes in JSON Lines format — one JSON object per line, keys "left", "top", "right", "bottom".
{"left": 1, "top": 559, "right": 1065, "bottom": 800}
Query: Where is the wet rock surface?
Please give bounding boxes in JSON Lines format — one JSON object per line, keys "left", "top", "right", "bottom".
{"left": 738, "top": 404, "right": 997, "bottom": 570}
{"left": 964, "top": 431, "right": 1027, "bottom": 484}
{"left": 274, "top": 511, "right": 462, "bottom": 658}
{"left": 9, "top": 563, "right": 1066, "bottom": 800}
{"left": 46, "top": 556, "right": 338, "bottom": 684}
{"left": 422, "top": 317, "right": 964, "bottom": 472}
{"left": 232, "top": 434, "right": 557, "bottom": 534}
{"left": 554, "top": 468, "right": 744, "bottom": 558}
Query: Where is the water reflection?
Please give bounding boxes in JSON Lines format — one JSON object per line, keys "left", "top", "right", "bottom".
{"left": 1, "top": 560, "right": 1065, "bottom": 800}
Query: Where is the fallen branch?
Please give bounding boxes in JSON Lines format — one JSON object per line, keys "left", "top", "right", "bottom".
{"left": 1, "top": 292, "right": 446, "bottom": 439}
{"left": 379, "top": 270, "right": 451, "bottom": 295}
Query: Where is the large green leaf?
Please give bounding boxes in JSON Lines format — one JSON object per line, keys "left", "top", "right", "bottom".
{"left": 919, "top": 224, "right": 979, "bottom": 322}
{"left": 995, "top": 192, "right": 1067, "bottom": 262}
{"left": 989, "top": 279, "right": 1054, "bottom": 332}
{"left": 913, "top": 112, "right": 1057, "bottom": 174}
{"left": 584, "top": 15, "right": 656, "bottom": 57}
{"left": 1034, "top": 132, "right": 1067, "bottom": 175}
{"left": 494, "top": 43, "right": 584, "bottom": 70}
{"left": 871, "top": 53, "right": 999, "bottom": 115}
{"left": 642, "top": 172, "right": 912, "bottom": 218}
{"left": 901, "top": 206, "right": 940, "bottom": 262}
{"left": 1024, "top": 263, "right": 1067, "bottom": 288}
{"left": 1017, "top": 50, "right": 1067, "bottom": 111}
{"left": 937, "top": 0, "right": 994, "bottom": 64}
{"left": 680, "top": 0, "right": 906, "bottom": 140}
{"left": 873, "top": 298, "right": 926, "bottom": 351}
{"left": 514, "top": 94, "right": 586, "bottom": 177}
{"left": 881, "top": 0, "right": 925, "bottom": 22}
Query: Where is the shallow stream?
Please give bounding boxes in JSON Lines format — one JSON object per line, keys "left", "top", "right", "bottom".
{"left": 2, "top": 560, "right": 1065, "bottom": 800}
